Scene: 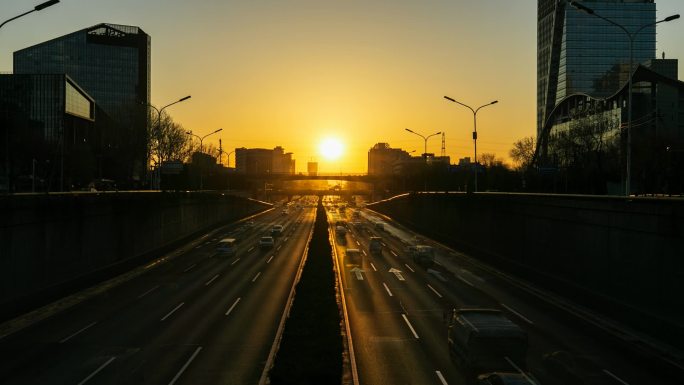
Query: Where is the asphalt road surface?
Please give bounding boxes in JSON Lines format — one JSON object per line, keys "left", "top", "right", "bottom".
{"left": 0, "top": 200, "right": 315, "bottom": 385}
{"left": 329, "top": 201, "right": 675, "bottom": 385}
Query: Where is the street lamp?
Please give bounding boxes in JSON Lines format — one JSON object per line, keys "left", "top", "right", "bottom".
{"left": 405, "top": 128, "right": 441, "bottom": 191}
{"left": 404, "top": 128, "right": 441, "bottom": 159}
{"left": 0, "top": 0, "right": 60, "bottom": 30}
{"left": 186, "top": 128, "right": 222, "bottom": 154}
{"left": 569, "top": 1, "right": 679, "bottom": 196}
{"left": 186, "top": 128, "right": 223, "bottom": 190}
{"left": 443, "top": 96, "right": 498, "bottom": 192}
{"left": 144, "top": 95, "right": 191, "bottom": 189}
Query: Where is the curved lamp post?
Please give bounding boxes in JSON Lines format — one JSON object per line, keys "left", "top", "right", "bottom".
{"left": 0, "top": 0, "right": 60, "bottom": 30}
{"left": 144, "top": 95, "right": 190, "bottom": 189}
{"left": 405, "top": 128, "right": 441, "bottom": 191}
{"left": 443, "top": 96, "right": 498, "bottom": 192}
{"left": 569, "top": 0, "right": 679, "bottom": 196}
{"left": 186, "top": 128, "right": 223, "bottom": 190}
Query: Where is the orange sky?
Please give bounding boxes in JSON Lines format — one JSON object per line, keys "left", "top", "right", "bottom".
{"left": 3, "top": 0, "right": 683, "bottom": 173}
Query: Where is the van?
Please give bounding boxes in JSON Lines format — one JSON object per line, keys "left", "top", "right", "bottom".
{"left": 216, "top": 238, "right": 238, "bottom": 256}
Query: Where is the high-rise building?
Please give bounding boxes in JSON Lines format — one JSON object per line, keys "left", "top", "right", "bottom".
{"left": 1, "top": 74, "right": 96, "bottom": 191}
{"left": 13, "top": 23, "right": 151, "bottom": 186}
{"left": 537, "top": 0, "right": 656, "bottom": 136}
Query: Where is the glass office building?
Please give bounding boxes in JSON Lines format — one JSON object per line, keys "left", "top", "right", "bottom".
{"left": 13, "top": 23, "right": 151, "bottom": 186}
{"left": 538, "top": 0, "right": 656, "bottom": 136}
{"left": 0, "top": 74, "right": 96, "bottom": 191}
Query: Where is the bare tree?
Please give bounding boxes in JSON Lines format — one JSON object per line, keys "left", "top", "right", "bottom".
{"left": 149, "top": 110, "right": 193, "bottom": 165}
{"left": 510, "top": 136, "right": 536, "bottom": 170}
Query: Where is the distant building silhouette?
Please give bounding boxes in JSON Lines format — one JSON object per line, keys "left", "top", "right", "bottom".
{"left": 307, "top": 161, "right": 318, "bottom": 176}
{"left": 13, "top": 23, "right": 151, "bottom": 188}
{"left": 0, "top": 74, "right": 96, "bottom": 192}
{"left": 537, "top": 0, "right": 655, "bottom": 137}
{"left": 367, "top": 143, "right": 412, "bottom": 176}
{"left": 235, "top": 146, "right": 295, "bottom": 175}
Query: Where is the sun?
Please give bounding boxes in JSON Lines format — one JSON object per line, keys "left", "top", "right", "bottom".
{"left": 319, "top": 138, "right": 345, "bottom": 161}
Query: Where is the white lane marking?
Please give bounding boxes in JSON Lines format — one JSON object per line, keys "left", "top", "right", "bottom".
{"left": 389, "top": 268, "right": 405, "bottom": 281}
{"left": 276, "top": 245, "right": 282, "bottom": 251}
{"left": 390, "top": 250, "right": 398, "bottom": 257}
{"left": 427, "top": 284, "right": 443, "bottom": 298}
{"left": 137, "top": 285, "right": 160, "bottom": 299}
{"left": 205, "top": 274, "right": 220, "bottom": 286}
{"left": 183, "top": 264, "right": 196, "bottom": 273}
{"left": 505, "top": 357, "right": 538, "bottom": 385}
{"left": 160, "top": 302, "right": 185, "bottom": 321}
{"left": 404, "top": 264, "right": 415, "bottom": 273}
{"left": 77, "top": 356, "right": 116, "bottom": 385}
{"left": 457, "top": 275, "right": 474, "bottom": 287}
{"left": 362, "top": 250, "right": 367, "bottom": 256}
{"left": 370, "top": 263, "right": 377, "bottom": 272}
{"left": 247, "top": 246, "right": 255, "bottom": 252}
{"left": 60, "top": 322, "right": 97, "bottom": 343}
{"left": 267, "top": 255, "right": 274, "bottom": 264}
{"left": 383, "top": 282, "right": 393, "bottom": 297}
{"left": 284, "top": 236, "right": 289, "bottom": 241}
{"left": 501, "top": 303, "right": 534, "bottom": 325}
{"left": 355, "top": 240, "right": 360, "bottom": 246}
{"left": 168, "top": 347, "right": 202, "bottom": 385}
{"left": 351, "top": 267, "right": 364, "bottom": 280}
{"left": 231, "top": 258, "right": 240, "bottom": 265}
{"left": 194, "top": 245, "right": 201, "bottom": 249}
{"left": 436, "top": 371, "right": 448, "bottom": 385}
{"left": 603, "top": 370, "right": 630, "bottom": 385}
{"left": 381, "top": 242, "right": 387, "bottom": 247}
{"left": 252, "top": 272, "right": 262, "bottom": 282}
{"left": 225, "top": 298, "right": 241, "bottom": 316}
{"left": 401, "top": 314, "right": 419, "bottom": 339}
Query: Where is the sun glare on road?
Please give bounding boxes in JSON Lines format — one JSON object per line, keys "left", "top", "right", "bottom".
{"left": 319, "top": 138, "right": 344, "bottom": 161}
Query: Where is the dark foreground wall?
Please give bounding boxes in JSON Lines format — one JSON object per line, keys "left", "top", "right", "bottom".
{"left": 0, "top": 192, "right": 270, "bottom": 319}
{"left": 369, "top": 193, "right": 684, "bottom": 343}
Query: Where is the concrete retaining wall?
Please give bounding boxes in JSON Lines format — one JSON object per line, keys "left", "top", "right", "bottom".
{"left": 0, "top": 192, "right": 270, "bottom": 318}
{"left": 369, "top": 193, "right": 684, "bottom": 343}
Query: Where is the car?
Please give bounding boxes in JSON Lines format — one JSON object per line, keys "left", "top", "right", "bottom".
{"left": 259, "top": 236, "right": 275, "bottom": 249}
{"left": 476, "top": 372, "right": 539, "bottom": 385}
{"left": 345, "top": 248, "right": 362, "bottom": 265}
{"left": 216, "top": 238, "right": 238, "bottom": 256}
{"left": 271, "top": 224, "right": 284, "bottom": 236}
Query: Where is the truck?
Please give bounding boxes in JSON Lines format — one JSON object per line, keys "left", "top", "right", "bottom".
{"left": 407, "top": 245, "right": 435, "bottom": 267}
{"left": 448, "top": 308, "right": 528, "bottom": 376}
{"left": 369, "top": 236, "right": 383, "bottom": 255}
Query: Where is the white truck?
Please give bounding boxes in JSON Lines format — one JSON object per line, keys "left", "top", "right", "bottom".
{"left": 448, "top": 308, "right": 528, "bottom": 375}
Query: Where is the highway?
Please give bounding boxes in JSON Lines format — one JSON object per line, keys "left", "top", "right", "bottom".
{"left": 0, "top": 200, "right": 315, "bottom": 385}
{"left": 328, "top": 200, "right": 675, "bottom": 385}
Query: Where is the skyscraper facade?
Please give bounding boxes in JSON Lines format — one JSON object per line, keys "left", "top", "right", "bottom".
{"left": 14, "top": 23, "right": 151, "bottom": 186}
{"left": 537, "top": 0, "right": 656, "bottom": 136}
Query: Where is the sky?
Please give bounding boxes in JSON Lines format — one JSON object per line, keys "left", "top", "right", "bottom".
{"left": 2, "top": 0, "right": 683, "bottom": 173}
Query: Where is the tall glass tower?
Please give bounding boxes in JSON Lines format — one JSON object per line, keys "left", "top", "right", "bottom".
{"left": 537, "top": 0, "right": 656, "bottom": 136}
{"left": 13, "top": 23, "right": 151, "bottom": 186}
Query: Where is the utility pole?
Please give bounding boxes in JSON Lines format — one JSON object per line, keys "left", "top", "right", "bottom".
{"left": 441, "top": 132, "right": 446, "bottom": 157}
